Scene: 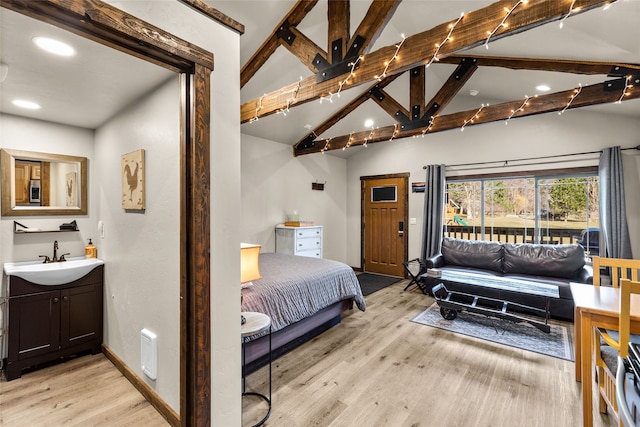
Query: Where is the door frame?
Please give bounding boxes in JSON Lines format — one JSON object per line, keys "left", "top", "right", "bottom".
{"left": 1, "top": 2, "right": 214, "bottom": 426}
{"left": 360, "top": 173, "right": 409, "bottom": 274}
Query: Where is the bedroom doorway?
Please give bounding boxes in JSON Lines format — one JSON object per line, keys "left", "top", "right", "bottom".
{"left": 361, "top": 174, "right": 409, "bottom": 277}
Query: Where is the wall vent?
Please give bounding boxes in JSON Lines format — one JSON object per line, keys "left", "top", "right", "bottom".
{"left": 141, "top": 328, "right": 157, "bottom": 380}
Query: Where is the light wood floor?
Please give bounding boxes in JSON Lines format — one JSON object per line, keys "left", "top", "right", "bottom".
{"left": 1, "top": 279, "right": 618, "bottom": 426}
{"left": 245, "top": 280, "right": 618, "bottom": 427}
{"left": 0, "top": 353, "right": 169, "bottom": 426}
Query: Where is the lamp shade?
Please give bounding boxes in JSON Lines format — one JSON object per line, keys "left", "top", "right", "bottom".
{"left": 240, "top": 243, "right": 261, "bottom": 284}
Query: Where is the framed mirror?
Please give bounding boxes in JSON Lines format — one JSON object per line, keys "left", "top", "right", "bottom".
{"left": 1, "top": 148, "right": 87, "bottom": 216}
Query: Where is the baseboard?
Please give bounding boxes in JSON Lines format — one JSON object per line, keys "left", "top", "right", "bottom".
{"left": 101, "top": 344, "right": 179, "bottom": 426}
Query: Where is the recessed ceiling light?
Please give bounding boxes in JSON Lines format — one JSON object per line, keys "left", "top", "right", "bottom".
{"left": 12, "top": 99, "right": 41, "bottom": 110}
{"left": 364, "top": 119, "right": 374, "bottom": 128}
{"left": 536, "top": 84, "right": 551, "bottom": 92}
{"left": 33, "top": 36, "right": 76, "bottom": 56}
{"left": 469, "top": 89, "right": 479, "bottom": 96}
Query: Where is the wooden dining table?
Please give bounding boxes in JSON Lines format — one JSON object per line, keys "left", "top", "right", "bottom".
{"left": 570, "top": 282, "right": 640, "bottom": 427}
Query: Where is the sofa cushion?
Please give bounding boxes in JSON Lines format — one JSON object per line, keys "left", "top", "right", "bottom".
{"left": 441, "top": 237, "right": 503, "bottom": 272}
{"left": 502, "top": 243, "right": 585, "bottom": 279}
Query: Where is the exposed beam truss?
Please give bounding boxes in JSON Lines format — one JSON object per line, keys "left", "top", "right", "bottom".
{"left": 240, "top": 0, "right": 400, "bottom": 88}
{"left": 294, "top": 78, "right": 640, "bottom": 155}
{"left": 241, "top": 0, "right": 620, "bottom": 123}
{"left": 293, "top": 55, "right": 639, "bottom": 155}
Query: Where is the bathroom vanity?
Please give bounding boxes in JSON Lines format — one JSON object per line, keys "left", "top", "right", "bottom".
{"left": 3, "top": 261, "right": 103, "bottom": 380}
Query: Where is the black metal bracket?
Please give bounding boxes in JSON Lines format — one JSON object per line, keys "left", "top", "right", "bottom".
{"left": 296, "top": 134, "right": 316, "bottom": 152}
{"left": 608, "top": 65, "right": 639, "bottom": 77}
{"left": 331, "top": 39, "right": 343, "bottom": 64}
{"left": 315, "top": 35, "right": 365, "bottom": 83}
{"left": 368, "top": 84, "right": 386, "bottom": 102}
{"left": 276, "top": 21, "right": 296, "bottom": 46}
{"left": 398, "top": 102, "right": 439, "bottom": 131}
{"left": 399, "top": 116, "right": 434, "bottom": 132}
{"left": 454, "top": 57, "right": 477, "bottom": 80}
{"left": 604, "top": 77, "right": 631, "bottom": 91}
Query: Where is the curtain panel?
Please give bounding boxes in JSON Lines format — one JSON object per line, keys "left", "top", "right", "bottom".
{"left": 421, "top": 164, "right": 446, "bottom": 261}
{"left": 599, "top": 146, "right": 632, "bottom": 259}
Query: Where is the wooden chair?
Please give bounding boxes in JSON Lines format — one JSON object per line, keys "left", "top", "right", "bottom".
{"left": 594, "top": 278, "right": 640, "bottom": 425}
{"left": 592, "top": 256, "right": 640, "bottom": 287}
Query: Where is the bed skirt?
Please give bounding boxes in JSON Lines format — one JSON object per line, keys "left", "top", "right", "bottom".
{"left": 243, "top": 300, "right": 353, "bottom": 373}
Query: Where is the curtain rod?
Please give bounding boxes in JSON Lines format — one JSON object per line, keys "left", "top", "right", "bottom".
{"left": 422, "top": 145, "right": 640, "bottom": 169}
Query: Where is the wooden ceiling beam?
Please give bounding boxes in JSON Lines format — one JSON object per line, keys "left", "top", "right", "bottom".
{"left": 371, "top": 89, "right": 410, "bottom": 122}
{"left": 242, "top": 0, "right": 615, "bottom": 123}
{"left": 240, "top": 0, "right": 318, "bottom": 88}
{"left": 426, "top": 59, "right": 479, "bottom": 117}
{"left": 280, "top": 26, "right": 328, "bottom": 74}
{"left": 294, "top": 78, "right": 640, "bottom": 155}
{"left": 410, "top": 66, "right": 425, "bottom": 120}
{"left": 348, "top": 0, "right": 402, "bottom": 57}
{"left": 437, "top": 55, "right": 640, "bottom": 75}
{"left": 328, "top": 0, "right": 350, "bottom": 64}
{"left": 293, "top": 74, "right": 402, "bottom": 151}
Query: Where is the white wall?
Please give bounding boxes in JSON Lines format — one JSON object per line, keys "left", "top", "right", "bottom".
{"left": 0, "top": 114, "right": 96, "bottom": 265}
{"left": 345, "top": 106, "right": 640, "bottom": 265}
{"left": 241, "top": 133, "right": 348, "bottom": 262}
{"left": 94, "top": 77, "right": 181, "bottom": 410}
{"left": 108, "top": 2, "right": 243, "bottom": 425}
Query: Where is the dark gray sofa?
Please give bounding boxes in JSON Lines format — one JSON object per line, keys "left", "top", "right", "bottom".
{"left": 425, "top": 237, "right": 593, "bottom": 321}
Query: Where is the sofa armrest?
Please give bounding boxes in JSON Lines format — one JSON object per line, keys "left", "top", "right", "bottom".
{"left": 576, "top": 265, "right": 594, "bottom": 284}
{"left": 426, "top": 254, "right": 444, "bottom": 269}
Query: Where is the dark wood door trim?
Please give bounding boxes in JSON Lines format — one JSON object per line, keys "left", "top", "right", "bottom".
{"left": 360, "top": 173, "right": 409, "bottom": 273}
{"left": 1, "top": 2, "right": 215, "bottom": 426}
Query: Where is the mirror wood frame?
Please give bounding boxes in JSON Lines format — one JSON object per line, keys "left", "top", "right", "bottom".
{"left": 1, "top": 148, "right": 88, "bottom": 216}
{"left": 1, "top": 1, "right": 214, "bottom": 426}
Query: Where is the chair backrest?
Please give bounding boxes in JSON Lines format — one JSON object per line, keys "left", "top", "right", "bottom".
{"left": 618, "top": 278, "right": 640, "bottom": 358}
{"left": 592, "top": 256, "right": 640, "bottom": 287}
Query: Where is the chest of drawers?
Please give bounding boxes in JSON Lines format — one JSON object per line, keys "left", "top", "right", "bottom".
{"left": 275, "top": 225, "right": 323, "bottom": 258}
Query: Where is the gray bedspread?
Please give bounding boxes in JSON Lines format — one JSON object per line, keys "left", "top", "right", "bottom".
{"left": 241, "top": 253, "right": 366, "bottom": 334}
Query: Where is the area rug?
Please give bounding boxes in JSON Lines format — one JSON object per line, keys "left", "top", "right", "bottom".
{"left": 411, "top": 303, "right": 574, "bottom": 361}
{"left": 357, "top": 273, "right": 401, "bottom": 296}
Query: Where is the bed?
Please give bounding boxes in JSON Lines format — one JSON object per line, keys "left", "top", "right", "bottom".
{"left": 241, "top": 253, "right": 366, "bottom": 369}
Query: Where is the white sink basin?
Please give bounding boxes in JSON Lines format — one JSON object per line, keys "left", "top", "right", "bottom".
{"left": 3, "top": 257, "right": 104, "bottom": 285}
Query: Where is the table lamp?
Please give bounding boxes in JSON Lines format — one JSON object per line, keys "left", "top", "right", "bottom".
{"left": 240, "top": 243, "right": 262, "bottom": 325}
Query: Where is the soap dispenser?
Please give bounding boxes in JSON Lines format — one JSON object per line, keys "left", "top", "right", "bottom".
{"left": 85, "top": 238, "right": 97, "bottom": 258}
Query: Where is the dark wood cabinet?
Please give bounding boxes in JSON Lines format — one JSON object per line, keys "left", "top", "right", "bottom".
{"left": 5, "top": 265, "right": 103, "bottom": 380}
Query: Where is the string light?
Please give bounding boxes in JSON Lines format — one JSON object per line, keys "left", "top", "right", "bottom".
{"left": 484, "top": 1, "right": 527, "bottom": 49}
{"left": 337, "top": 56, "right": 362, "bottom": 97}
{"left": 375, "top": 34, "right": 406, "bottom": 81}
{"left": 559, "top": 0, "right": 577, "bottom": 29}
{"left": 461, "top": 104, "right": 487, "bottom": 131}
{"left": 505, "top": 95, "right": 532, "bottom": 125}
{"left": 249, "top": 94, "right": 265, "bottom": 123}
{"left": 427, "top": 13, "right": 464, "bottom": 67}
{"left": 421, "top": 116, "right": 436, "bottom": 137}
{"left": 343, "top": 133, "right": 354, "bottom": 150}
{"left": 615, "top": 75, "right": 633, "bottom": 104}
{"left": 558, "top": 84, "right": 582, "bottom": 115}
{"left": 320, "top": 137, "right": 332, "bottom": 154}
{"left": 364, "top": 127, "right": 377, "bottom": 147}
{"left": 277, "top": 78, "right": 302, "bottom": 116}
{"left": 389, "top": 123, "right": 400, "bottom": 141}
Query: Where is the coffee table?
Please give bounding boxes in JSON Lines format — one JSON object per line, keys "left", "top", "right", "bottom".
{"left": 424, "top": 270, "right": 560, "bottom": 333}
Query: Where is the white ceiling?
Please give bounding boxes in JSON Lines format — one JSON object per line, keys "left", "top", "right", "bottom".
{"left": 212, "top": 0, "right": 640, "bottom": 154}
{"left": 0, "top": 1, "right": 638, "bottom": 152}
{"left": 0, "top": 8, "right": 174, "bottom": 130}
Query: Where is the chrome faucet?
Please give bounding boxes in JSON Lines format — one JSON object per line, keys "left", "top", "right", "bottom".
{"left": 53, "top": 240, "right": 58, "bottom": 262}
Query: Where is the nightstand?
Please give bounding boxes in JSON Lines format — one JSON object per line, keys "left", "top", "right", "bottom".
{"left": 242, "top": 312, "right": 272, "bottom": 427}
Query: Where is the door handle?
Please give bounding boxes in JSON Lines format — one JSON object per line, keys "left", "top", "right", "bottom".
{"left": 398, "top": 221, "right": 404, "bottom": 236}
